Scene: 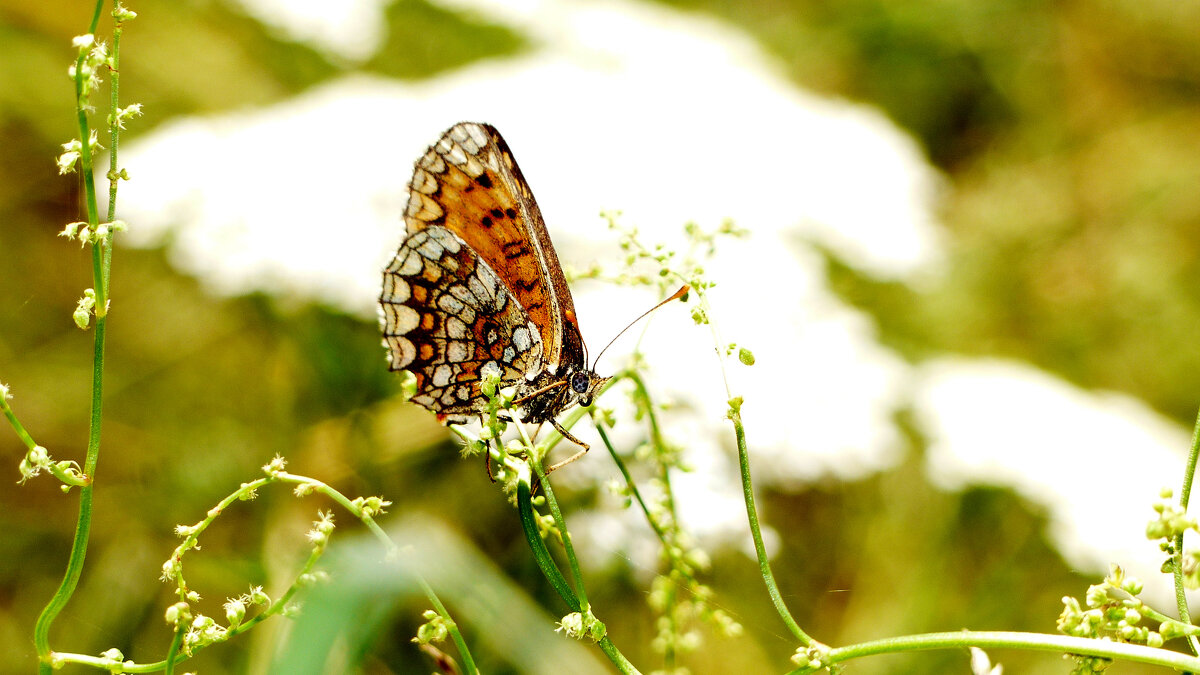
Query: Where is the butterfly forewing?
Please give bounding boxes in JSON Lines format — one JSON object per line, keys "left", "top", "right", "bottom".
{"left": 402, "top": 122, "right": 585, "bottom": 373}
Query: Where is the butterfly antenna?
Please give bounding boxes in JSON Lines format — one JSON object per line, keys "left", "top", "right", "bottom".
{"left": 591, "top": 285, "right": 689, "bottom": 369}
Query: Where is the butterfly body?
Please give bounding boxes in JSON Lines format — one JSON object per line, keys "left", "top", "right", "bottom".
{"left": 380, "top": 123, "right": 607, "bottom": 438}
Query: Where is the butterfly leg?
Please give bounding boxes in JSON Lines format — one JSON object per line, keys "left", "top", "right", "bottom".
{"left": 484, "top": 447, "right": 497, "bottom": 483}
{"left": 484, "top": 415, "right": 517, "bottom": 482}
{"left": 543, "top": 419, "right": 591, "bottom": 475}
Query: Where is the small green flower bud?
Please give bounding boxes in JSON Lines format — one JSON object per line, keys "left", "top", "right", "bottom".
{"left": 29, "top": 445, "right": 49, "bottom": 466}
{"left": 73, "top": 306, "right": 91, "bottom": 329}
{"left": 738, "top": 347, "right": 755, "bottom": 366}
{"left": 1159, "top": 620, "right": 1186, "bottom": 640}
{"left": 727, "top": 396, "right": 743, "bottom": 415}
{"left": 164, "top": 602, "right": 189, "bottom": 626}
{"left": 225, "top": 598, "right": 246, "bottom": 628}
{"left": 57, "top": 150, "right": 81, "bottom": 175}
{"left": 248, "top": 586, "right": 270, "bottom": 605}
{"left": 1106, "top": 564, "right": 1124, "bottom": 585}
{"left": 415, "top": 618, "right": 448, "bottom": 644}
{"left": 112, "top": 3, "right": 137, "bottom": 21}
{"left": 262, "top": 455, "right": 287, "bottom": 475}
{"left": 59, "top": 222, "right": 85, "bottom": 240}
{"left": 586, "top": 616, "right": 606, "bottom": 642}
{"left": 556, "top": 612, "right": 585, "bottom": 639}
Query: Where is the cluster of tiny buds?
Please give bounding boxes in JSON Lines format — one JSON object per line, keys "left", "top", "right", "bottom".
{"left": 413, "top": 609, "right": 450, "bottom": 645}
{"left": 351, "top": 496, "right": 392, "bottom": 519}
{"left": 725, "top": 342, "right": 756, "bottom": 366}
{"left": 261, "top": 455, "right": 288, "bottom": 476}
{"left": 97, "top": 648, "right": 131, "bottom": 672}
{"left": 556, "top": 609, "right": 606, "bottom": 642}
{"left": 790, "top": 642, "right": 834, "bottom": 672}
{"left": 1057, "top": 564, "right": 1168, "bottom": 648}
{"left": 1147, "top": 487, "right": 1197, "bottom": 544}
{"left": 306, "top": 510, "right": 336, "bottom": 548}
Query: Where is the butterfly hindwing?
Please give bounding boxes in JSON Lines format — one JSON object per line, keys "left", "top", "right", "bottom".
{"left": 380, "top": 225, "right": 544, "bottom": 418}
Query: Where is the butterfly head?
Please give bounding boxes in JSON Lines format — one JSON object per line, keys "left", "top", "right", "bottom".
{"left": 569, "top": 369, "right": 609, "bottom": 408}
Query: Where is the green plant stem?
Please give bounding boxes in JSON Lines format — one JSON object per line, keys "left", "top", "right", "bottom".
{"left": 515, "top": 471, "right": 640, "bottom": 674}
{"left": 625, "top": 371, "right": 680, "bottom": 520}
{"left": 274, "top": 472, "right": 479, "bottom": 675}
{"left": 164, "top": 622, "right": 185, "bottom": 675}
{"left": 1, "top": 395, "right": 38, "bottom": 451}
{"left": 1174, "top": 405, "right": 1200, "bottom": 656}
{"left": 788, "top": 630, "right": 1200, "bottom": 673}
{"left": 93, "top": 471, "right": 477, "bottom": 675}
{"left": 729, "top": 406, "right": 812, "bottom": 647}
{"left": 530, "top": 457, "right": 590, "bottom": 612}
{"left": 106, "top": 17, "right": 121, "bottom": 225}
{"left": 591, "top": 418, "right": 678, "bottom": 668}
{"left": 35, "top": 4, "right": 110, "bottom": 671}
{"left": 593, "top": 419, "right": 673, "bottom": 551}
{"left": 517, "top": 474, "right": 578, "bottom": 609}
{"left": 100, "top": 7, "right": 123, "bottom": 307}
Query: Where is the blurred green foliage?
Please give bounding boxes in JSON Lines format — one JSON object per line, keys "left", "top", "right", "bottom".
{"left": 0, "top": 0, "right": 1195, "bottom": 673}
{"left": 665, "top": 0, "right": 1200, "bottom": 422}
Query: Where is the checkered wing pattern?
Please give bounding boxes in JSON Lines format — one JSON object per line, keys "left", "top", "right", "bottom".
{"left": 380, "top": 225, "right": 543, "bottom": 421}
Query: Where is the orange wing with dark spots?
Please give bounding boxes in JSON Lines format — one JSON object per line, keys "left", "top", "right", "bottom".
{"left": 400, "top": 123, "right": 585, "bottom": 374}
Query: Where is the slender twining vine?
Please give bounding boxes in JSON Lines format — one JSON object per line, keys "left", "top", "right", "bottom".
{"left": 26, "top": 3, "right": 137, "bottom": 673}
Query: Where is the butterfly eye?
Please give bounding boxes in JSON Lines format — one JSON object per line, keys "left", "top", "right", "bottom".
{"left": 570, "top": 371, "right": 590, "bottom": 394}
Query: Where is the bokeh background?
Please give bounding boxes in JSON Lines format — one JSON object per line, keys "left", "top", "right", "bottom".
{"left": 2, "top": 0, "right": 1199, "bottom": 673}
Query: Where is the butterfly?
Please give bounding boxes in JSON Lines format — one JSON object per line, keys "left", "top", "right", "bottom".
{"left": 379, "top": 122, "right": 608, "bottom": 454}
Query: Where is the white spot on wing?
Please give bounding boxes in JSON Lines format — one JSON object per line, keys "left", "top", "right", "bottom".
{"left": 450, "top": 284, "right": 475, "bottom": 305}
{"left": 418, "top": 238, "right": 443, "bottom": 260}
{"left": 432, "top": 364, "right": 452, "bottom": 387}
{"left": 464, "top": 124, "right": 489, "bottom": 150}
{"left": 427, "top": 226, "right": 461, "bottom": 253}
{"left": 447, "top": 341, "right": 470, "bottom": 363}
{"left": 383, "top": 335, "right": 416, "bottom": 367}
{"left": 381, "top": 275, "right": 410, "bottom": 303}
{"left": 437, "top": 294, "right": 464, "bottom": 315}
{"left": 383, "top": 303, "right": 419, "bottom": 334}
{"left": 467, "top": 275, "right": 489, "bottom": 304}
{"left": 513, "top": 326, "right": 531, "bottom": 352}
{"left": 445, "top": 145, "right": 467, "bottom": 166}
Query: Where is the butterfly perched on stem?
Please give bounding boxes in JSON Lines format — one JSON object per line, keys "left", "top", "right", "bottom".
{"left": 379, "top": 122, "right": 608, "bottom": 456}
